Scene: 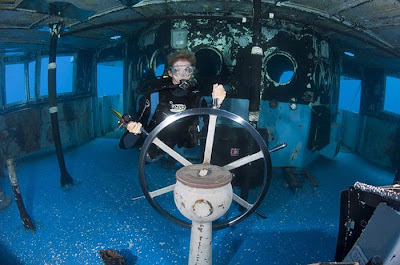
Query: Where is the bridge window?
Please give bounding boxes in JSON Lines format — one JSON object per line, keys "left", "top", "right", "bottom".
{"left": 151, "top": 50, "right": 166, "bottom": 78}
{"left": 338, "top": 75, "right": 361, "bottom": 113}
{"left": 39, "top": 57, "right": 48, "bottom": 96}
{"left": 56, "top": 56, "right": 74, "bottom": 94}
{"left": 40, "top": 55, "right": 74, "bottom": 96}
{"left": 137, "top": 55, "right": 150, "bottom": 80}
{"left": 384, "top": 75, "right": 400, "bottom": 115}
{"left": 29, "top": 61, "right": 36, "bottom": 100}
{"left": 313, "top": 62, "right": 325, "bottom": 90}
{"left": 5, "top": 63, "right": 25, "bottom": 104}
{"left": 323, "top": 69, "right": 331, "bottom": 92}
{"left": 97, "top": 61, "right": 123, "bottom": 96}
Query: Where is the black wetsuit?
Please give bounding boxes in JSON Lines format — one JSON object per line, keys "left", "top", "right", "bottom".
{"left": 119, "top": 79, "right": 205, "bottom": 158}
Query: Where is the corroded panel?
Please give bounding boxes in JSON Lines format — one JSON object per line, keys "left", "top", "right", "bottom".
{"left": 0, "top": 109, "right": 42, "bottom": 159}
{"left": 0, "top": 98, "right": 94, "bottom": 161}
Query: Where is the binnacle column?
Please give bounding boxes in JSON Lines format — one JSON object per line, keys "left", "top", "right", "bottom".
{"left": 174, "top": 164, "right": 233, "bottom": 265}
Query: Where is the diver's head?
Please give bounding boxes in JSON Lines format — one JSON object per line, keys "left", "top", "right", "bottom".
{"left": 168, "top": 50, "right": 196, "bottom": 85}
{"left": 169, "top": 61, "right": 195, "bottom": 84}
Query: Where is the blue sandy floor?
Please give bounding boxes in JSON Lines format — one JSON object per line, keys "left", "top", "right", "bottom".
{"left": 0, "top": 138, "right": 395, "bottom": 265}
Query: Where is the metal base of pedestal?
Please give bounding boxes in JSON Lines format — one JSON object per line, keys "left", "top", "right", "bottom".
{"left": 174, "top": 164, "right": 233, "bottom": 265}
{"left": 189, "top": 221, "right": 212, "bottom": 265}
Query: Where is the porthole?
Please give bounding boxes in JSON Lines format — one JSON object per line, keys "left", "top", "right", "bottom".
{"left": 332, "top": 73, "right": 338, "bottom": 89}
{"left": 265, "top": 51, "right": 297, "bottom": 85}
{"left": 137, "top": 55, "right": 149, "bottom": 80}
{"left": 323, "top": 69, "right": 331, "bottom": 92}
{"left": 150, "top": 49, "right": 166, "bottom": 77}
{"left": 194, "top": 47, "right": 223, "bottom": 78}
{"left": 313, "top": 62, "right": 325, "bottom": 90}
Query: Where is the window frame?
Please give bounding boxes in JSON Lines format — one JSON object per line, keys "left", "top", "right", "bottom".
{"left": 0, "top": 52, "right": 78, "bottom": 112}
{"left": 38, "top": 54, "right": 77, "bottom": 98}
{"left": 4, "top": 62, "right": 27, "bottom": 105}
{"left": 383, "top": 74, "right": 400, "bottom": 116}
{"left": 338, "top": 74, "right": 362, "bottom": 114}
{"left": 96, "top": 60, "right": 124, "bottom": 97}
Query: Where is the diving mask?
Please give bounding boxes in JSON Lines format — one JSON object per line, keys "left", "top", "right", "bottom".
{"left": 170, "top": 64, "right": 195, "bottom": 77}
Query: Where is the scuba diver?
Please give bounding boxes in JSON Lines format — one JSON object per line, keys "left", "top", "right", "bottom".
{"left": 119, "top": 49, "right": 226, "bottom": 162}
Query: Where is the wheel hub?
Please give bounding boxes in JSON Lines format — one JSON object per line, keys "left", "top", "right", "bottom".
{"left": 175, "top": 164, "right": 232, "bottom": 189}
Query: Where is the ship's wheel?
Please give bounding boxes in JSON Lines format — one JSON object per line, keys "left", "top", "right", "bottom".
{"left": 138, "top": 107, "right": 276, "bottom": 230}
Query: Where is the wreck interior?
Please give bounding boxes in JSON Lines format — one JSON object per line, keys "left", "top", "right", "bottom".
{"left": 1, "top": 0, "right": 400, "bottom": 264}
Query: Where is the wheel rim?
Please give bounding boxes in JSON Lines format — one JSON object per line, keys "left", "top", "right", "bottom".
{"left": 138, "top": 108, "right": 272, "bottom": 230}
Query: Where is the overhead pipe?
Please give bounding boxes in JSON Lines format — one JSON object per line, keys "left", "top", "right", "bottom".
{"left": 327, "top": 0, "right": 372, "bottom": 16}
{"left": 249, "top": 0, "right": 263, "bottom": 127}
{"left": 48, "top": 19, "right": 74, "bottom": 188}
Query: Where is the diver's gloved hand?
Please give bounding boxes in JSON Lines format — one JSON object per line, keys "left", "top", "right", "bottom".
{"left": 117, "top": 113, "right": 132, "bottom": 129}
{"left": 212, "top": 83, "right": 226, "bottom": 108}
{"left": 126, "top": 121, "right": 142, "bottom": 134}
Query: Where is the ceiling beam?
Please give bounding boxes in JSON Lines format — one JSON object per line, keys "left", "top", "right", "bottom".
{"left": 327, "top": 0, "right": 373, "bottom": 16}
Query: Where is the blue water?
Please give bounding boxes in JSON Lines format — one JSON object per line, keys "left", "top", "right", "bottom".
{"left": 339, "top": 76, "right": 361, "bottom": 113}
{"left": 0, "top": 138, "right": 394, "bottom": 264}
{"left": 384, "top": 76, "right": 400, "bottom": 115}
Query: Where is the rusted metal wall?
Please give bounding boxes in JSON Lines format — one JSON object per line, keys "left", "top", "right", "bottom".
{"left": 132, "top": 19, "right": 338, "bottom": 102}
{"left": 358, "top": 68, "right": 399, "bottom": 167}
{"left": 0, "top": 99, "right": 94, "bottom": 163}
{"left": 129, "top": 18, "right": 340, "bottom": 167}
{"left": 0, "top": 50, "right": 95, "bottom": 168}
